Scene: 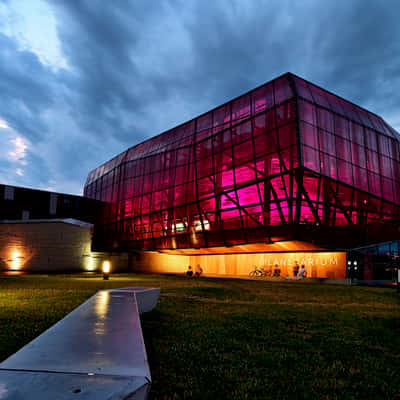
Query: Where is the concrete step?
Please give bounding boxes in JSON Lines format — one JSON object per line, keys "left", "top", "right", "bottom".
{"left": 0, "top": 287, "right": 160, "bottom": 399}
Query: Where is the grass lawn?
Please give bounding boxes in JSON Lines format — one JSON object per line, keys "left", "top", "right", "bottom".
{"left": 0, "top": 274, "right": 399, "bottom": 399}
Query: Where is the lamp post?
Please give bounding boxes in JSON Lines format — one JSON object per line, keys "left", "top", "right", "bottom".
{"left": 397, "top": 267, "right": 400, "bottom": 294}
{"left": 353, "top": 260, "right": 358, "bottom": 282}
{"left": 347, "top": 259, "right": 358, "bottom": 284}
{"left": 347, "top": 260, "right": 352, "bottom": 284}
{"left": 393, "top": 255, "right": 400, "bottom": 293}
{"left": 102, "top": 260, "right": 111, "bottom": 280}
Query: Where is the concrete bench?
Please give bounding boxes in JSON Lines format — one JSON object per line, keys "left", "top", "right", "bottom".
{"left": 0, "top": 286, "right": 160, "bottom": 399}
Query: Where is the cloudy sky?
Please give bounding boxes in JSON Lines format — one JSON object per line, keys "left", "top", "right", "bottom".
{"left": 0, "top": 0, "right": 399, "bottom": 195}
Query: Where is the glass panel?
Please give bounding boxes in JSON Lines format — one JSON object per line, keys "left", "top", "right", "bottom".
{"left": 232, "top": 94, "right": 250, "bottom": 122}
{"left": 303, "top": 146, "right": 320, "bottom": 172}
{"left": 276, "top": 101, "right": 296, "bottom": 127}
{"left": 213, "top": 104, "right": 231, "bottom": 133}
{"left": 321, "top": 153, "right": 337, "bottom": 179}
{"left": 366, "top": 150, "right": 379, "bottom": 171}
{"left": 334, "top": 115, "right": 349, "bottom": 139}
{"left": 232, "top": 120, "right": 252, "bottom": 145}
{"left": 335, "top": 137, "right": 352, "bottom": 162}
{"left": 278, "top": 123, "right": 297, "bottom": 148}
{"left": 365, "top": 129, "right": 377, "bottom": 151}
{"left": 317, "top": 108, "right": 334, "bottom": 133}
{"left": 293, "top": 77, "right": 314, "bottom": 101}
{"left": 337, "top": 159, "right": 353, "bottom": 186}
{"left": 368, "top": 172, "right": 381, "bottom": 197}
{"left": 274, "top": 75, "right": 293, "bottom": 104}
{"left": 252, "top": 82, "right": 274, "bottom": 113}
{"left": 382, "top": 177, "right": 394, "bottom": 203}
{"left": 280, "top": 146, "right": 298, "bottom": 171}
{"left": 301, "top": 122, "right": 318, "bottom": 149}
{"left": 310, "top": 86, "right": 331, "bottom": 109}
{"left": 353, "top": 166, "right": 368, "bottom": 192}
{"left": 352, "top": 143, "right": 366, "bottom": 168}
{"left": 319, "top": 130, "right": 336, "bottom": 155}
{"left": 299, "top": 100, "right": 317, "bottom": 125}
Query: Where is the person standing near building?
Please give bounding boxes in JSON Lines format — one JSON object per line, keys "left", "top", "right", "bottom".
{"left": 195, "top": 264, "right": 203, "bottom": 277}
{"left": 293, "top": 261, "right": 300, "bottom": 277}
{"left": 298, "top": 264, "right": 307, "bottom": 279}
{"left": 186, "top": 265, "right": 193, "bottom": 277}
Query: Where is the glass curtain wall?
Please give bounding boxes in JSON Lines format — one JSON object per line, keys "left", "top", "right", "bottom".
{"left": 85, "top": 75, "right": 299, "bottom": 250}
{"left": 84, "top": 73, "right": 400, "bottom": 251}
{"left": 293, "top": 76, "right": 400, "bottom": 245}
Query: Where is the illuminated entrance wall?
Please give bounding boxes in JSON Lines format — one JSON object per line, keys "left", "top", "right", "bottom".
{"left": 190, "top": 251, "right": 346, "bottom": 278}
{"left": 132, "top": 251, "right": 346, "bottom": 279}
{"left": 84, "top": 73, "right": 400, "bottom": 253}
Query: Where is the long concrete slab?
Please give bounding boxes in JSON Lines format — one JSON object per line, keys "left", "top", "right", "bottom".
{"left": 0, "top": 287, "right": 160, "bottom": 400}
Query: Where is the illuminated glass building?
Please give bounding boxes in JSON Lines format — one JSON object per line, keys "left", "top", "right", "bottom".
{"left": 84, "top": 73, "right": 400, "bottom": 280}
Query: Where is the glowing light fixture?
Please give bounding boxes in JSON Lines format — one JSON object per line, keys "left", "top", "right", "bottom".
{"left": 193, "top": 219, "right": 211, "bottom": 232}
{"left": 102, "top": 260, "right": 111, "bottom": 280}
{"left": 85, "top": 255, "right": 96, "bottom": 272}
{"left": 194, "top": 220, "right": 202, "bottom": 232}
{"left": 84, "top": 254, "right": 97, "bottom": 272}
{"left": 175, "top": 222, "right": 185, "bottom": 232}
{"left": 10, "top": 250, "right": 22, "bottom": 270}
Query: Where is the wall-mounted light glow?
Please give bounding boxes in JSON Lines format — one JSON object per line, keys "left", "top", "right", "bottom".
{"left": 85, "top": 256, "right": 96, "bottom": 272}
{"left": 10, "top": 250, "right": 23, "bottom": 270}
{"left": 102, "top": 260, "right": 111, "bottom": 280}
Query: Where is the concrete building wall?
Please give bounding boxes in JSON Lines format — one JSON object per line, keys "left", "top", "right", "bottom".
{"left": 0, "top": 221, "right": 128, "bottom": 272}
{"left": 0, "top": 184, "right": 102, "bottom": 223}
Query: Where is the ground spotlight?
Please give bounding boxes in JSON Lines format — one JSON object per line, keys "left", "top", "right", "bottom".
{"left": 102, "top": 260, "right": 111, "bottom": 280}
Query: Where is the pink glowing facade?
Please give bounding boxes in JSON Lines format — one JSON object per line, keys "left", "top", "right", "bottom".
{"left": 84, "top": 73, "right": 400, "bottom": 252}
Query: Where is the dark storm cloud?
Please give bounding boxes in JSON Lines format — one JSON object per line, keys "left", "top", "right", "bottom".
{"left": 0, "top": 33, "right": 54, "bottom": 141}
{"left": 53, "top": 0, "right": 400, "bottom": 148}
{"left": 0, "top": 32, "right": 61, "bottom": 190}
{"left": 175, "top": 0, "right": 400, "bottom": 117}
{"left": 51, "top": 1, "right": 171, "bottom": 141}
{"left": 1, "top": 0, "right": 399, "bottom": 193}
{"left": 306, "top": 1, "right": 400, "bottom": 114}
{"left": 50, "top": 0, "right": 306, "bottom": 146}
